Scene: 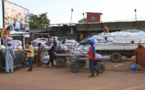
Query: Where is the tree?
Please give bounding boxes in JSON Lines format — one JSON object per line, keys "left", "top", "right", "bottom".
{"left": 29, "top": 13, "right": 50, "bottom": 29}
{"left": 78, "top": 18, "right": 87, "bottom": 23}
{"left": 0, "top": 28, "right": 2, "bottom": 31}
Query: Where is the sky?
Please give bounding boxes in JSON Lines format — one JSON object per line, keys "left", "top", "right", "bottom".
{"left": 0, "top": 0, "right": 145, "bottom": 28}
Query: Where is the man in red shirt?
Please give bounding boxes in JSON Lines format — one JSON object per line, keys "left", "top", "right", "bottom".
{"left": 104, "top": 24, "right": 109, "bottom": 33}
{"left": 88, "top": 38, "right": 96, "bottom": 77}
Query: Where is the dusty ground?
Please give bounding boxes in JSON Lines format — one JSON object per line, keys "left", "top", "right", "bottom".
{"left": 0, "top": 58, "right": 145, "bottom": 90}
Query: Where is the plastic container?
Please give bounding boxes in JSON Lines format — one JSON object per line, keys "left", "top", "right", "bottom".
{"left": 131, "top": 64, "right": 137, "bottom": 71}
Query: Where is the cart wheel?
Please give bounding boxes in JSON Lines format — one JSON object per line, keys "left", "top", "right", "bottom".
{"left": 56, "top": 58, "right": 65, "bottom": 68}
{"left": 110, "top": 52, "right": 122, "bottom": 62}
{"left": 70, "top": 62, "right": 80, "bottom": 73}
{"left": 95, "top": 63, "right": 105, "bottom": 74}
{"left": 79, "top": 61, "right": 86, "bottom": 67}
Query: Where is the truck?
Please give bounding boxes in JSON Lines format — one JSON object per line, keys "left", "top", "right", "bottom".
{"left": 94, "top": 44, "right": 138, "bottom": 62}
{"left": 79, "top": 30, "right": 144, "bottom": 62}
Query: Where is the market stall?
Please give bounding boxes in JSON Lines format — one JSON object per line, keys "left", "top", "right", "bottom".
{"left": 0, "top": 31, "right": 30, "bottom": 71}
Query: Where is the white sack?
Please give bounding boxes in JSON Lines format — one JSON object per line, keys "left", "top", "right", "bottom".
{"left": 92, "top": 35, "right": 105, "bottom": 40}
{"left": 42, "top": 56, "right": 50, "bottom": 60}
{"left": 98, "top": 40, "right": 107, "bottom": 43}
{"left": 107, "top": 37, "right": 114, "bottom": 42}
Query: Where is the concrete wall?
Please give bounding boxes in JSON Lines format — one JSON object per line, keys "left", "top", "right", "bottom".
{"left": 76, "top": 21, "right": 145, "bottom": 31}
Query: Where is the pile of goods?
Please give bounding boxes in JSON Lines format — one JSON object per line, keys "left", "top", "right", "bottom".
{"left": 11, "top": 40, "right": 23, "bottom": 50}
{"left": 92, "top": 33, "right": 114, "bottom": 45}
{"left": 88, "top": 30, "right": 145, "bottom": 45}
{"left": 63, "top": 39, "right": 79, "bottom": 50}
{"left": 0, "top": 37, "right": 23, "bottom": 51}
{"left": 75, "top": 29, "right": 145, "bottom": 54}
{"left": 113, "top": 30, "right": 145, "bottom": 43}
{"left": 33, "top": 38, "right": 49, "bottom": 47}
{"left": 33, "top": 38, "right": 49, "bottom": 52}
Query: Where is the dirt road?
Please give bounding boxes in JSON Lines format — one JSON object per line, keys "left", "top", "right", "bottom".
{"left": 0, "top": 59, "right": 145, "bottom": 90}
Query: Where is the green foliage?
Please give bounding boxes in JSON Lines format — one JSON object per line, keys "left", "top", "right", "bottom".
{"left": 29, "top": 13, "right": 50, "bottom": 29}
{"left": 0, "top": 28, "right": 2, "bottom": 31}
{"left": 78, "top": 18, "right": 87, "bottom": 23}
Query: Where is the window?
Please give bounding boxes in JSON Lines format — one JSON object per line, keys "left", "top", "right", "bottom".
{"left": 91, "top": 16, "right": 96, "bottom": 21}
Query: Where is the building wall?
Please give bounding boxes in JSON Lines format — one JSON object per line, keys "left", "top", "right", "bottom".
{"left": 76, "top": 21, "right": 145, "bottom": 31}
{"left": 87, "top": 12, "right": 102, "bottom": 23}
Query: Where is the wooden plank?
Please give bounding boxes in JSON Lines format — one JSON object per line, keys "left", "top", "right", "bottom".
{"left": 56, "top": 54, "right": 85, "bottom": 56}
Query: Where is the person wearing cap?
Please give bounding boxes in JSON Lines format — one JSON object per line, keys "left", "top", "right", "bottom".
{"left": 87, "top": 38, "right": 96, "bottom": 78}
{"left": 3, "top": 42, "right": 16, "bottom": 73}
{"left": 1, "top": 26, "right": 11, "bottom": 45}
{"left": 103, "top": 24, "right": 109, "bottom": 33}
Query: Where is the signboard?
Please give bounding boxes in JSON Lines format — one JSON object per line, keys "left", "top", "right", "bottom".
{"left": 4, "top": 0, "right": 29, "bottom": 31}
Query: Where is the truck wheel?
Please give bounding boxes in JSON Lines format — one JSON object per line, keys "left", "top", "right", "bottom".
{"left": 78, "top": 61, "right": 86, "bottom": 67}
{"left": 111, "top": 52, "right": 122, "bottom": 62}
{"left": 56, "top": 58, "right": 65, "bottom": 68}
{"left": 70, "top": 62, "right": 80, "bottom": 73}
{"left": 95, "top": 63, "right": 105, "bottom": 74}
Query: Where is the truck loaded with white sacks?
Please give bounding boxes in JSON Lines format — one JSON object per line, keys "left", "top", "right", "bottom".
{"left": 79, "top": 30, "right": 145, "bottom": 62}
{"left": 36, "top": 29, "right": 145, "bottom": 63}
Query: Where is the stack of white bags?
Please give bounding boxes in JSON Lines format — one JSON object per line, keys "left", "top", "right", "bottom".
{"left": 0, "top": 39, "right": 22, "bottom": 50}
{"left": 64, "top": 39, "right": 79, "bottom": 50}
{"left": 74, "top": 29, "right": 145, "bottom": 54}
{"left": 33, "top": 38, "right": 48, "bottom": 51}
{"left": 85, "top": 29, "right": 145, "bottom": 45}
{"left": 91, "top": 33, "right": 114, "bottom": 45}
{"left": 11, "top": 40, "right": 22, "bottom": 50}
{"left": 113, "top": 30, "right": 145, "bottom": 44}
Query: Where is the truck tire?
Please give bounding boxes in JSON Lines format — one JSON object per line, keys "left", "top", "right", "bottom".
{"left": 56, "top": 58, "right": 65, "bottom": 68}
{"left": 111, "top": 52, "right": 122, "bottom": 62}
{"left": 78, "top": 61, "right": 86, "bottom": 67}
{"left": 95, "top": 62, "right": 105, "bottom": 74}
{"left": 70, "top": 62, "right": 80, "bottom": 73}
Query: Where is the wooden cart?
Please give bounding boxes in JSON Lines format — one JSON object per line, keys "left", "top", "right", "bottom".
{"left": 55, "top": 54, "right": 105, "bottom": 73}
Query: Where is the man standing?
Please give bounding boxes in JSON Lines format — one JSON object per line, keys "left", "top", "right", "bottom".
{"left": 3, "top": 42, "right": 16, "bottom": 73}
{"left": 1, "top": 26, "right": 11, "bottom": 45}
{"left": 47, "top": 42, "right": 56, "bottom": 67}
{"left": 26, "top": 41, "right": 34, "bottom": 71}
{"left": 37, "top": 43, "right": 45, "bottom": 66}
{"left": 103, "top": 24, "right": 109, "bottom": 33}
{"left": 87, "top": 39, "right": 96, "bottom": 78}
{"left": 48, "top": 35, "right": 51, "bottom": 46}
